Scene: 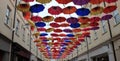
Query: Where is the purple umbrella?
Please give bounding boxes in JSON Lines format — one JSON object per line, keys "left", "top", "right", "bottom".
{"left": 67, "top": 17, "right": 78, "bottom": 24}
{"left": 63, "top": 29, "right": 73, "bottom": 33}
{"left": 101, "top": 14, "right": 113, "bottom": 20}
{"left": 73, "top": 0, "right": 90, "bottom": 6}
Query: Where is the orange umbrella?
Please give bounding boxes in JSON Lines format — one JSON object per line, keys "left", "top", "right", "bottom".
{"left": 91, "top": 6, "right": 103, "bottom": 15}
{"left": 90, "top": 0, "right": 103, "bottom": 4}
{"left": 63, "top": 6, "right": 77, "bottom": 14}
{"left": 60, "top": 23, "right": 70, "bottom": 27}
{"left": 72, "top": 28, "right": 81, "bottom": 32}
{"left": 103, "top": 5, "right": 117, "bottom": 14}
{"left": 54, "top": 17, "right": 66, "bottom": 22}
{"left": 23, "top": 11, "right": 31, "bottom": 20}
{"left": 42, "top": 16, "right": 54, "bottom": 22}
{"left": 17, "top": 3, "right": 30, "bottom": 12}
{"left": 78, "top": 17, "right": 90, "bottom": 24}
{"left": 36, "top": 0, "right": 52, "bottom": 4}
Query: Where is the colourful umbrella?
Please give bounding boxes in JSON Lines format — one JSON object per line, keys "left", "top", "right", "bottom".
{"left": 63, "top": 6, "right": 77, "bottom": 14}
{"left": 90, "top": 22, "right": 99, "bottom": 27}
{"left": 105, "top": 0, "right": 118, "bottom": 3}
{"left": 63, "top": 29, "right": 73, "bottom": 33}
{"left": 72, "top": 28, "right": 81, "bottom": 32}
{"left": 23, "top": 11, "right": 31, "bottom": 20}
{"left": 73, "top": 0, "right": 90, "bottom": 6}
{"left": 60, "top": 23, "right": 70, "bottom": 27}
{"left": 51, "top": 33, "right": 59, "bottom": 37}
{"left": 67, "top": 17, "right": 78, "bottom": 24}
{"left": 59, "top": 34, "right": 66, "bottom": 37}
{"left": 35, "top": 22, "right": 46, "bottom": 27}
{"left": 90, "top": 17, "right": 101, "bottom": 23}
{"left": 54, "top": 29, "right": 62, "bottom": 33}
{"left": 56, "top": 0, "right": 72, "bottom": 4}
{"left": 42, "top": 16, "right": 54, "bottom": 22}
{"left": 31, "top": 16, "right": 42, "bottom": 22}
{"left": 103, "top": 5, "right": 117, "bottom": 14}
{"left": 90, "top": 0, "right": 103, "bottom": 4}
{"left": 50, "top": 23, "right": 60, "bottom": 28}
{"left": 22, "top": 0, "right": 34, "bottom": 2}
{"left": 90, "top": 6, "right": 103, "bottom": 15}
{"left": 78, "top": 17, "right": 90, "bottom": 24}
{"left": 67, "top": 34, "right": 74, "bottom": 37}
{"left": 37, "top": 27, "right": 46, "bottom": 31}
{"left": 101, "top": 14, "right": 113, "bottom": 20}
{"left": 36, "top": 0, "right": 52, "bottom": 4}
{"left": 40, "top": 33, "right": 48, "bottom": 36}
{"left": 46, "top": 28, "right": 54, "bottom": 32}
{"left": 80, "top": 23, "right": 89, "bottom": 28}
{"left": 30, "top": 4, "right": 45, "bottom": 13}
{"left": 70, "top": 23, "right": 80, "bottom": 28}
{"left": 90, "top": 26, "right": 100, "bottom": 30}
{"left": 54, "top": 17, "right": 66, "bottom": 23}
{"left": 76, "top": 8, "right": 90, "bottom": 16}
{"left": 48, "top": 6, "right": 62, "bottom": 15}
{"left": 17, "top": 3, "right": 30, "bottom": 12}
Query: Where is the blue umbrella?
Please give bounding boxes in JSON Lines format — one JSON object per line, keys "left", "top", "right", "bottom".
{"left": 30, "top": 4, "right": 45, "bottom": 13}
{"left": 67, "top": 34, "right": 74, "bottom": 37}
{"left": 35, "top": 22, "right": 46, "bottom": 27}
{"left": 70, "top": 23, "right": 80, "bottom": 28}
{"left": 40, "top": 33, "right": 48, "bottom": 36}
{"left": 76, "top": 8, "right": 90, "bottom": 16}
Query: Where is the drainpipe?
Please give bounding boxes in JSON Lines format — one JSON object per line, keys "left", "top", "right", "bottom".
{"left": 85, "top": 37, "right": 90, "bottom": 61}
{"left": 103, "top": 2, "right": 117, "bottom": 61}
{"left": 10, "top": 0, "right": 17, "bottom": 61}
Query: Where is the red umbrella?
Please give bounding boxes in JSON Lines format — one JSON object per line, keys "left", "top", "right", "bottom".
{"left": 90, "top": 0, "right": 103, "bottom": 4}
{"left": 48, "top": 6, "right": 62, "bottom": 15}
{"left": 103, "top": 5, "right": 117, "bottom": 14}
{"left": 63, "top": 6, "right": 77, "bottom": 14}
{"left": 31, "top": 16, "right": 42, "bottom": 22}
{"left": 22, "top": 0, "right": 34, "bottom": 2}
{"left": 60, "top": 23, "right": 70, "bottom": 27}
{"left": 59, "top": 34, "right": 66, "bottom": 37}
{"left": 54, "top": 29, "right": 62, "bottom": 33}
{"left": 50, "top": 23, "right": 60, "bottom": 28}
{"left": 51, "top": 33, "right": 59, "bottom": 37}
{"left": 56, "top": 0, "right": 72, "bottom": 4}
{"left": 90, "top": 22, "right": 99, "bottom": 27}
{"left": 78, "top": 17, "right": 90, "bottom": 24}
{"left": 72, "top": 28, "right": 81, "bottom": 32}
{"left": 90, "top": 17, "right": 101, "bottom": 23}
{"left": 37, "top": 27, "right": 46, "bottom": 31}
{"left": 105, "top": 0, "right": 118, "bottom": 3}
{"left": 54, "top": 17, "right": 66, "bottom": 22}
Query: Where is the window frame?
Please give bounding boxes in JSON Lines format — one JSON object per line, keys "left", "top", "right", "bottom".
{"left": 5, "top": 6, "right": 11, "bottom": 25}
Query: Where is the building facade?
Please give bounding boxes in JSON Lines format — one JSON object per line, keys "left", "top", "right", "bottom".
{"left": 67, "top": 1, "right": 120, "bottom": 61}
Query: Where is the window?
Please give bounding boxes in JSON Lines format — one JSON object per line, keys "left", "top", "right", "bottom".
{"left": 101, "top": 20, "right": 107, "bottom": 33}
{"left": 94, "top": 30, "right": 98, "bottom": 40}
{"left": 5, "top": 6, "right": 11, "bottom": 25}
{"left": 15, "top": 19, "right": 19, "bottom": 34}
{"left": 22, "top": 28, "right": 25, "bottom": 41}
{"left": 113, "top": 10, "right": 120, "bottom": 24}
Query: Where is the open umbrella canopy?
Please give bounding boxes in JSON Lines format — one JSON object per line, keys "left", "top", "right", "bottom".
{"left": 78, "top": 17, "right": 90, "bottom": 24}
{"left": 48, "top": 6, "right": 62, "bottom": 15}
{"left": 36, "top": 0, "right": 52, "bottom": 4}
{"left": 22, "top": 0, "right": 34, "bottom": 2}
{"left": 90, "top": 6, "right": 103, "bottom": 15}
{"left": 101, "top": 14, "right": 113, "bottom": 20}
{"left": 56, "top": 0, "right": 72, "bottom": 4}
{"left": 76, "top": 8, "right": 90, "bottom": 16}
{"left": 31, "top": 16, "right": 42, "bottom": 22}
{"left": 35, "top": 22, "right": 46, "bottom": 27}
{"left": 90, "top": 0, "right": 103, "bottom": 4}
{"left": 70, "top": 23, "right": 80, "bottom": 28}
{"left": 42, "top": 16, "right": 54, "bottom": 22}
{"left": 63, "top": 6, "right": 77, "bottom": 14}
{"left": 105, "top": 0, "right": 118, "bottom": 3}
{"left": 30, "top": 4, "right": 45, "bottom": 13}
{"left": 17, "top": 3, "right": 30, "bottom": 12}
{"left": 67, "top": 17, "right": 78, "bottom": 24}
{"left": 73, "top": 0, "right": 90, "bottom": 6}
{"left": 103, "top": 5, "right": 117, "bottom": 14}
{"left": 23, "top": 11, "right": 31, "bottom": 20}
{"left": 54, "top": 17, "right": 66, "bottom": 22}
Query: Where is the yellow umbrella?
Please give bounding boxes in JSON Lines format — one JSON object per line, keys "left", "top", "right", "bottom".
{"left": 34, "top": 39, "right": 41, "bottom": 43}
{"left": 33, "top": 32, "right": 40, "bottom": 38}
{"left": 42, "top": 16, "right": 54, "bottom": 22}
{"left": 46, "top": 28, "right": 54, "bottom": 32}
{"left": 36, "top": 0, "right": 52, "bottom": 4}
{"left": 80, "top": 23, "right": 89, "bottom": 28}
{"left": 27, "top": 19, "right": 35, "bottom": 27}
{"left": 91, "top": 6, "right": 103, "bottom": 15}
{"left": 17, "top": 3, "right": 30, "bottom": 12}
